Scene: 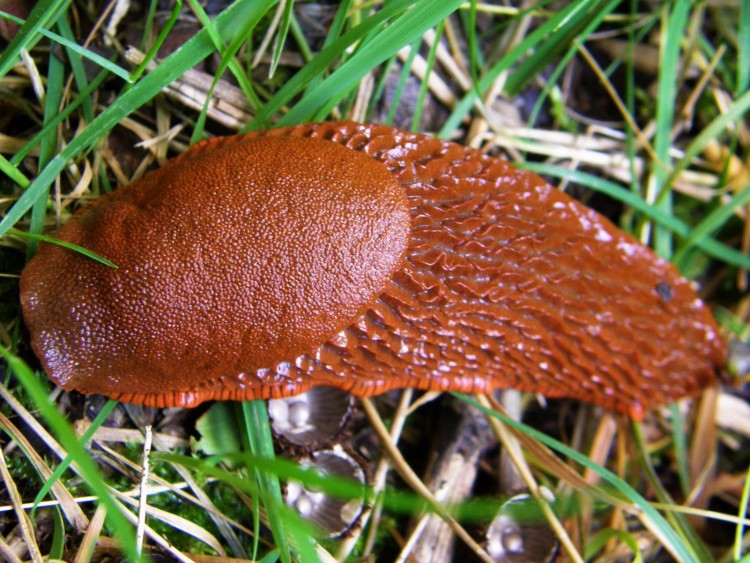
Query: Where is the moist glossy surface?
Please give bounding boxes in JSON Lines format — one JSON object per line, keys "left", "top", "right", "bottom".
{"left": 20, "top": 133, "right": 410, "bottom": 400}
{"left": 20, "top": 122, "right": 725, "bottom": 419}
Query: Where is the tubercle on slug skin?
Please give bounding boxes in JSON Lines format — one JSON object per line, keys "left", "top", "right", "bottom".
{"left": 19, "top": 121, "right": 725, "bottom": 420}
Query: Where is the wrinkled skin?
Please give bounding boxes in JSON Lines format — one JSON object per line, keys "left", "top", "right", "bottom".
{"left": 20, "top": 122, "right": 725, "bottom": 419}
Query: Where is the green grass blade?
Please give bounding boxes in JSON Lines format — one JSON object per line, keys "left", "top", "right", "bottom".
{"left": 162, "top": 450, "right": 473, "bottom": 520}
{"left": 0, "top": 10, "right": 131, "bottom": 82}
{"left": 300, "top": 0, "right": 351, "bottom": 96}
{"left": 666, "top": 87, "right": 750, "bottom": 189}
{"left": 269, "top": 0, "right": 295, "bottom": 78}
{"left": 673, "top": 184, "right": 750, "bottom": 270}
{"left": 412, "top": 20, "right": 444, "bottom": 132}
{"left": 735, "top": 462, "right": 750, "bottom": 560}
{"left": 630, "top": 421, "right": 716, "bottom": 562}
{"left": 465, "top": 0, "right": 480, "bottom": 99}
{"left": 27, "top": 43, "right": 64, "bottom": 258}
{"left": 385, "top": 40, "right": 419, "bottom": 125}
{"left": 130, "top": 0, "right": 182, "bottom": 84}
{"left": 669, "top": 403, "right": 690, "bottom": 497}
{"left": 186, "top": 0, "right": 264, "bottom": 144}
{"left": 56, "top": 16, "right": 98, "bottom": 124}
{"left": 185, "top": 0, "right": 261, "bottom": 116}
{"left": 49, "top": 506, "right": 65, "bottom": 559}
{"left": 738, "top": 0, "right": 750, "bottom": 94}
{"left": 289, "top": 12, "right": 313, "bottom": 63}
{"left": 0, "top": 0, "right": 72, "bottom": 78}
{"left": 585, "top": 529, "right": 644, "bottom": 562}
{"left": 241, "top": 400, "right": 293, "bottom": 563}
{"left": 0, "top": 152, "right": 30, "bottom": 187}
{"left": 366, "top": 54, "right": 397, "bottom": 120}
{"left": 650, "top": 0, "right": 691, "bottom": 258}
{"left": 9, "top": 229, "right": 118, "bottom": 268}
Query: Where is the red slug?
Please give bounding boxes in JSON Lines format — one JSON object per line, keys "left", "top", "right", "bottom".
{"left": 19, "top": 122, "right": 725, "bottom": 420}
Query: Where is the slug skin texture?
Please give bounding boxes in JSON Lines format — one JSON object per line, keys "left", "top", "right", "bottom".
{"left": 20, "top": 122, "right": 725, "bottom": 420}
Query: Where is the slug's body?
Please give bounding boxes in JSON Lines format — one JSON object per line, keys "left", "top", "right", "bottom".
{"left": 20, "top": 122, "right": 725, "bottom": 419}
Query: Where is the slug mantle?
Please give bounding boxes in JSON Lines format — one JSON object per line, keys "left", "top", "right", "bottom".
{"left": 19, "top": 121, "right": 726, "bottom": 420}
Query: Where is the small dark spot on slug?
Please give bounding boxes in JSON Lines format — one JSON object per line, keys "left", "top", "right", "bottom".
{"left": 655, "top": 281, "right": 673, "bottom": 303}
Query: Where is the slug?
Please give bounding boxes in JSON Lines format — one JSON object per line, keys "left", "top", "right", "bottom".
{"left": 19, "top": 121, "right": 726, "bottom": 420}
